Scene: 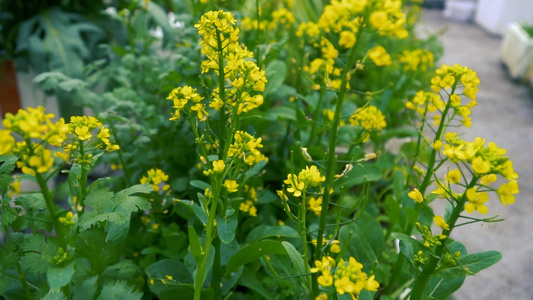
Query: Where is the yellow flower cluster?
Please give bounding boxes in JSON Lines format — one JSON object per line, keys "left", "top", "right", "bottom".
{"left": 140, "top": 168, "right": 170, "bottom": 192}
{"left": 398, "top": 48, "right": 434, "bottom": 71}
{"left": 433, "top": 133, "right": 519, "bottom": 213}
{"left": 194, "top": 10, "right": 267, "bottom": 115}
{"left": 227, "top": 131, "right": 268, "bottom": 166}
{"left": 241, "top": 8, "right": 295, "bottom": 31}
{"left": 1, "top": 107, "right": 118, "bottom": 175}
{"left": 368, "top": 45, "right": 392, "bottom": 66}
{"left": 282, "top": 165, "right": 325, "bottom": 198}
{"left": 416, "top": 222, "right": 446, "bottom": 248}
{"left": 406, "top": 64, "right": 479, "bottom": 128}
{"left": 167, "top": 86, "right": 207, "bottom": 121}
{"left": 348, "top": 106, "right": 387, "bottom": 141}
{"left": 311, "top": 256, "right": 379, "bottom": 299}
{"left": 239, "top": 185, "right": 258, "bottom": 216}
{"left": 298, "top": 0, "right": 407, "bottom": 91}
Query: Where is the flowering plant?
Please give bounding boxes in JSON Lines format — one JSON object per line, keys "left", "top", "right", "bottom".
{"left": 0, "top": 1, "right": 517, "bottom": 299}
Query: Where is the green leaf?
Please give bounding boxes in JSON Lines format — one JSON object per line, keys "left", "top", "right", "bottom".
{"left": 0, "top": 275, "right": 10, "bottom": 295}
{"left": 265, "top": 60, "right": 287, "bottom": 97}
{"left": 188, "top": 226, "right": 202, "bottom": 264}
{"left": 0, "top": 155, "right": 17, "bottom": 174}
{"left": 20, "top": 234, "right": 57, "bottom": 273}
{"left": 238, "top": 267, "right": 274, "bottom": 300}
{"left": 145, "top": 259, "right": 192, "bottom": 283}
{"left": 227, "top": 240, "right": 287, "bottom": 273}
{"left": 101, "top": 260, "right": 141, "bottom": 282}
{"left": 84, "top": 183, "right": 115, "bottom": 214}
{"left": 265, "top": 106, "right": 296, "bottom": 121}
{"left": 97, "top": 280, "right": 142, "bottom": 300}
{"left": 189, "top": 180, "right": 210, "bottom": 191}
{"left": 334, "top": 163, "right": 382, "bottom": 188}
{"left": 72, "top": 276, "right": 98, "bottom": 300}
{"left": 245, "top": 225, "right": 299, "bottom": 243}
{"left": 393, "top": 170, "right": 405, "bottom": 202}
{"left": 15, "top": 194, "right": 47, "bottom": 211}
{"left": 41, "top": 290, "right": 67, "bottom": 300}
{"left": 282, "top": 241, "right": 311, "bottom": 291}
{"left": 439, "top": 250, "right": 502, "bottom": 278}
{"left": 47, "top": 261, "right": 76, "bottom": 290}
{"left": 113, "top": 184, "right": 152, "bottom": 213}
{"left": 217, "top": 212, "right": 238, "bottom": 244}
{"left": 242, "top": 160, "right": 268, "bottom": 183}
{"left": 175, "top": 200, "right": 208, "bottom": 225}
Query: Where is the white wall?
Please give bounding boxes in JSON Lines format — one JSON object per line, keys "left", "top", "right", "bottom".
{"left": 476, "top": 0, "right": 533, "bottom": 35}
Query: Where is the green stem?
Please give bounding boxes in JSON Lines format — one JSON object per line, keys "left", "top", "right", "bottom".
{"left": 193, "top": 175, "right": 222, "bottom": 300}
{"left": 313, "top": 20, "right": 365, "bottom": 297}
{"left": 216, "top": 29, "right": 227, "bottom": 156}
{"left": 388, "top": 84, "right": 457, "bottom": 292}
{"left": 410, "top": 177, "right": 478, "bottom": 300}
{"left": 307, "top": 87, "right": 325, "bottom": 148}
{"left": 35, "top": 171, "right": 66, "bottom": 248}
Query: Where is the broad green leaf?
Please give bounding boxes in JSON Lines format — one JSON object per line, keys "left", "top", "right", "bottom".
{"left": 340, "top": 213, "right": 385, "bottom": 269}
{"left": 20, "top": 235, "right": 57, "bottom": 273}
{"left": 238, "top": 267, "right": 274, "bottom": 300}
{"left": 100, "top": 260, "right": 141, "bottom": 282}
{"left": 0, "top": 275, "right": 10, "bottom": 295}
{"left": 15, "top": 194, "right": 47, "bottom": 211}
{"left": 72, "top": 276, "right": 98, "bottom": 300}
{"left": 84, "top": 184, "right": 114, "bottom": 214}
{"left": 96, "top": 280, "right": 142, "bottom": 300}
{"left": 227, "top": 240, "right": 287, "bottom": 273}
{"left": 175, "top": 200, "right": 208, "bottom": 225}
{"left": 113, "top": 184, "right": 152, "bottom": 213}
{"left": 282, "top": 241, "right": 311, "bottom": 291}
{"left": 424, "top": 273, "right": 465, "bottom": 300}
{"left": 438, "top": 250, "right": 502, "bottom": 278}
{"left": 145, "top": 259, "right": 192, "bottom": 283}
{"left": 41, "top": 290, "right": 67, "bottom": 300}
{"left": 242, "top": 160, "right": 268, "bottom": 183}
{"left": 393, "top": 170, "right": 405, "bottom": 202}
{"left": 189, "top": 180, "right": 210, "bottom": 191}
{"left": 0, "top": 155, "right": 17, "bottom": 174}
{"left": 188, "top": 226, "right": 202, "bottom": 264}
{"left": 245, "top": 225, "right": 299, "bottom": 243}
{"left": 147, "top": 282, "right": 213, "bottom": 300}
{"left": 217, "top": 212, "right": 238, "bottom": 244}
{"left": 391, "top": 232, "right": 423, "bottom": 247}
{"left": 265, "top": 60, "right": 287, "bottom": 97}
{"left": 47, "top": 261, "right": 76, "bottom": 290}
{"left": 265, "top": 106, "right": 297, "bottom": 121}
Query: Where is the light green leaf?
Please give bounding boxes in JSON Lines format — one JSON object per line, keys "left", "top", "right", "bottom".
{"left": 189, "top": 180, "right": 210, "bottom": 191}
{"left": 96, "top": 280, "right": 142, "bottom": 300}
{"left": 282, "top": 241, "right": 311, "bottom": 291}
{"left": 113, "top": 184, "right": 152, "bottom": 213}
{"left": 265, "top": 60, "right": 287, "bottom": 97}
{"left": 217, "top": 212, "right": 238, "bottom": 244}
{"left": 47, "top": 261, "right": 76, "bottom": 290}
{"left": 265, "top": 106, "right": 296, "bottom": 121}
{"left": 72, "top": 276, "right": 98, "bottom": 300}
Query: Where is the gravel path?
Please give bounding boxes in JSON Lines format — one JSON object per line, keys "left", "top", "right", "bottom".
{"left": 420, "top": 9, "right": 533, "bottom": 300}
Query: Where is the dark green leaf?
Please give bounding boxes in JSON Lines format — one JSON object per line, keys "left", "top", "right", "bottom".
{"left": 189, "top": 180, "right": 210, "bottom": 191}
{"left": 238, "top": 267, "right": 274, "bottom": 300}
{"left": 245, "top": 225, "right": 299, "bottom": 243}
{"left": 265, "top": 106, "right": 296, "bottom": 121}
{"left": 72, "top": 276, "right": 98, "bottom": 300}
{"left": 227, "top": 240, "right": 287, "bottom": 273}
{"left": 175, "top": 200, "right": 207, "bottom": 225}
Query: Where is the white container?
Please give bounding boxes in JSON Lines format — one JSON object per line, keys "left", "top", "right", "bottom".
{"left": 501, "top": 23, "right": 533, "bottom": 80}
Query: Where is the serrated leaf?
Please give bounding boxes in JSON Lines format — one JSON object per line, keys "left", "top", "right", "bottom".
{"left": 97, "top": 280, "right": 142, "bottom": 300}
{"left": 0, "top": 155, "right": 17, "bottom": 174}
{"left": 0, "top": 275, "right": 10, "bottom": 295}
{"left": 72, "top": 276, "right": 98, "bottom": 300}
{"left": 101, "top": 260, "right": 141, "bottom": 282}
{"left": 217, "top": 213, "right": 238, "bottom": 244}
{"left": 47, "top": 261, "right": 76, "bottom": 290}
{"left": 41, "top": 290, "right": 67, "bottom": 300}
{"left": 245, "top": 225, "right": 299, "bottom": 243}
{"left": 227, "top": 240, "right": 287, "bottom": 273}
{"left": 85, "top": 184, "right": 115, "bottom": 214}
{"left": 114, "top": 184, "right": 152, "bottom": 213}
{"left": 0, "top": 238, "right": 21, "bottom": 271}
{"left": 282, "top": 241, "right": 311, "bottom": 291}
{"left": 20, "top": 234, "right": 57, "bottom": 274}
{"left": 15, "top": 194, "right": 47, "bottom": 211}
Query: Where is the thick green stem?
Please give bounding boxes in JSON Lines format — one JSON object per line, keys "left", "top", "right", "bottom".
{"left": 216, "top": 29, "right": 227, "bottom": 156}
{"left": 410, "top": 177, "right": 478, "bottom": 300}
